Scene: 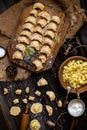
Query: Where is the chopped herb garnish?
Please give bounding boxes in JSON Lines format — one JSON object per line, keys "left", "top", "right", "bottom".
{"left": 55, "top": 33, "right": 60, "bottom": 43}
{"left": 25, "top": 45, "right": 35, "bottom": 57}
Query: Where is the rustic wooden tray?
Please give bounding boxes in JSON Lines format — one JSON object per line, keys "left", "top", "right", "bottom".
{"left": 58, "top": 56, "right": 87, "bottom": 93}
{"left": 8, "top": 3, "right": 69, "bottom": 72}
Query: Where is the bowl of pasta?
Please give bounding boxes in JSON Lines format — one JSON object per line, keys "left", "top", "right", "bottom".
{"left": 58, "top": 56, "right": 87, "bottom": 93}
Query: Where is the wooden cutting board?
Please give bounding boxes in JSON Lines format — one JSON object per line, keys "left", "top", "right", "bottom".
{"left": 8, "top": 3, "right": 70, "bottom": 72}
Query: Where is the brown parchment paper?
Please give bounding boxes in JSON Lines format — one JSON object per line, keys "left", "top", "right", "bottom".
{"left": 0, "top": 0, "right": 36, "bottom": 81}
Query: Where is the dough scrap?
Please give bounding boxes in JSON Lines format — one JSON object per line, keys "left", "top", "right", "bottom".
{"left": 45, "top": 105, "right": 53, "bottom": 116}
{"left": 30, "top": 119, "right": 41, "bottom": 130}
{"left": 10, "top": 106, "right": 21, "bottom": 116}
{"left": 46, "top": 91, "right": 56, "bottom": 101}
{"left": 31, "top": 102, "right": 43, "bottom": 114}
{"left": 37, "top": 77, "right": 48, "bottom": 87}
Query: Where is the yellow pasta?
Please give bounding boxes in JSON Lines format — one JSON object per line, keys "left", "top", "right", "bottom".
{"left": 63, "top": 60, "right": 87, "bottom": 88}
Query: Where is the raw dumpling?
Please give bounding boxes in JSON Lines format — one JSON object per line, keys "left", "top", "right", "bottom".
{"left": 35, "top": 90, "right": 41, "bottom": 96}
{"left": 20, "top": 30, "right": 31, "bottom": 38}
{"left": 46, "top": 91, "right": 56, "bottom": 101}
{"left": 47, "top": 22, "right": 57, "bottom": 32}
{"left": 30, "top": 102, "right": 43, "bottom": 114}
{"left": 33, "top": 59, "right": 43, "bottom": 71}
{"left": 37, "top": 77, "right": 48, "bottom": 86}
{"left": 45, "top": 30, "right": 55, "bottom": 39}
{"left": 29, "top": 9, "right": 38, "bottom": 16}
{"left": 43, "top": 37, "right": 54, "bottom": 47}
{"left": 45, "top": 105, "right": 53, "bottom": 116}
{"left": 37, "top": 19, "right": 47, "bottom": 28}
{"left": 16, "top": 43, "right": 26, "bottom": 53}
{"left": 30, "top": 41, "right": 40, "bottom": 50}
{"left": 40, "top": 45, "right": 51, "bottom": 57}
{"left": 23, "top": 23, "right": 34, "bottom": 32}
{"left": 52, "top": 15, "right": 60, "bottom": 24}
{"left": 33, "top": 2, "right": 44, "bottom": 10}
{"left": 12, "top": 50, "right": 23, "bottom": 60}
{"left": 25, "top": 16, "right": 37, "bottom": 25}
{"left": 34, "top": 26, "right": 43, "bottom": 35}
{"left": 17, "top": 36, "right": 29, "bottom": 44}
{"left": 39, "top": 55, "right": 47, "bottom": 63}
{"left": 30, "top": 119, "right": 41, "bottom": 130}
{"left": 38, "top": 11, "right": 51, "bottom": 22}
{"left": 31, "top": 33, "right": 42, "bottom": 43}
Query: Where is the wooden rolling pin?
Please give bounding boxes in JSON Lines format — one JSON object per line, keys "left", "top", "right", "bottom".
{"left": 20, "top": 104, "right": 30, "bottom": 130}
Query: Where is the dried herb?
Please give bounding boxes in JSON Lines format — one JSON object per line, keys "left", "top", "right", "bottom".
{"left": 25, "top": 45, "right": 35, "bottom": 57}
{"left": 55, "top": 33, "right": 60, "bottom": 43}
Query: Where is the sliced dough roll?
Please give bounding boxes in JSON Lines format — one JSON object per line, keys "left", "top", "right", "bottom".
{"left": 30, "top": 102, "right": 43, "bottom": 114}
{"left": 30, "top": 119, "right": 41, "bottom": 130}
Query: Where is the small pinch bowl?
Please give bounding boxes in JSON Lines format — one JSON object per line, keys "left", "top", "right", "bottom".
{"left": 58, "top": 56, "right": 87, "bottom": 93}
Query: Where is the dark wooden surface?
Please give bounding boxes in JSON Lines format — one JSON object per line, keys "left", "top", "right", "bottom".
{"left": 0, "top": 0, "right": 87, "bottom": 130}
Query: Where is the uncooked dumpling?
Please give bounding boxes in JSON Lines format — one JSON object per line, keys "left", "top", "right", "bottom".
{"left": 45, "top": 30, "right": 55, "bottom": 39}
{"left": 16, "top": 43, "right": 26, "bottom": 53}
{"left": 29, "top": 9, "right": 38, "bottom": 16}
{"left": 33, "top": 59, "right": 43, "bottom": 71}
{"left": 23, "top": 23, "right": 34, "bottom": 32}
{"left": 39, "top": 55, "right": 47, "bottom": 63}
{"left": 30, "top": 41, "right": 40, "bottom": 50}
{"left": 20, "top": 30, "right": 31, "bottom": 38}
{"left": 30, "top": 102, "right": 43, "bottom": 114}
{"left": 17, "top": 36, "right": 29, "bottom": 44}
{"left": 38, "top": 11, "right": 51, "bottom": 22}
{"left": 31, "top": 33, "right": 42, "bottom": 43}
{"left": 47, "top": 22, "right": 57, "bottom": 32}
{"left": 43, "top": 37, "right": 54, "bottom": 47}
{"left": 37, "top": 19, "right": 47, "bottom": 28}
{"left": 34, "top": 26, "right": 43, "bottom": 35}
{"left": 25, "top": 16, "right": 37, "bottom": 25}
{"left": 33, "top": 2, "right": 44, "bottom": 10}
{"left": 12, "top": 50, "right": 23, "bottom": 60}
{"left": 52, "top": 15, "right": 60, "bottom": 24}
{"left": 40, "top": 45, "right": 51, "bottom": 57}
